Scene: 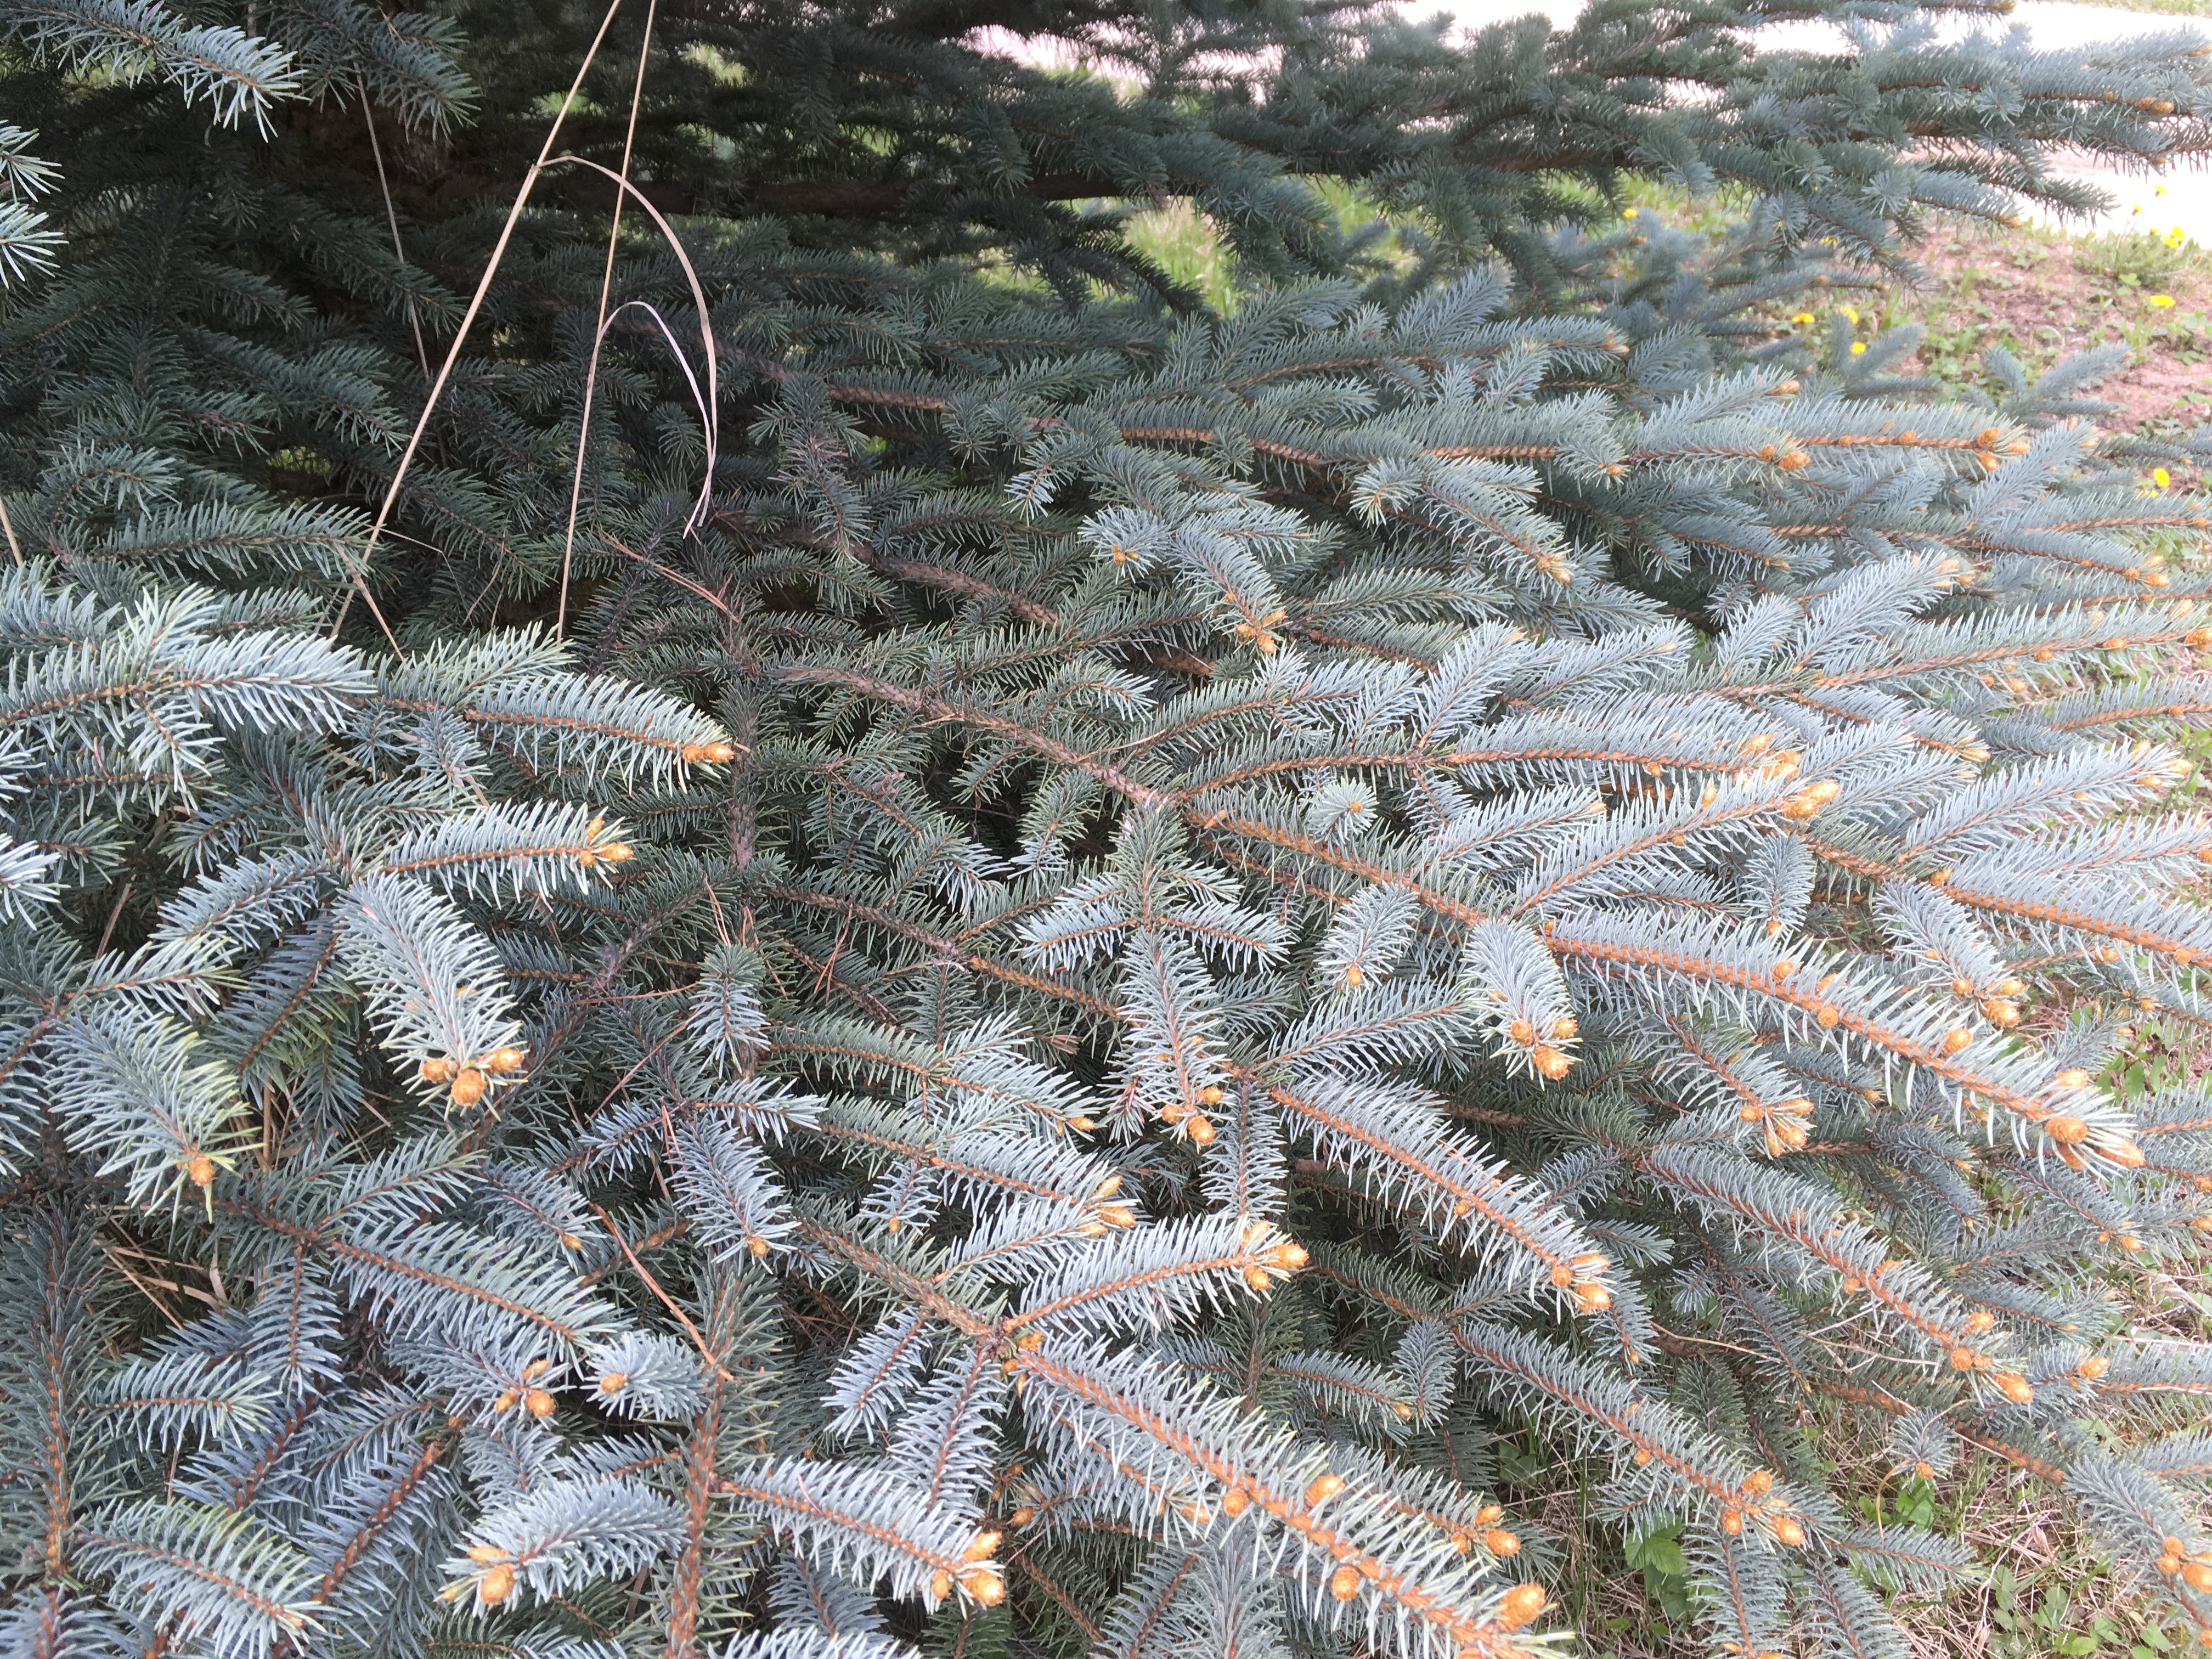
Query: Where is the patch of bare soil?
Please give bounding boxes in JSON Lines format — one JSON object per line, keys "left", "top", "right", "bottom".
{"left": 1875, "top": 229, "right": 2212, "bottom": 478}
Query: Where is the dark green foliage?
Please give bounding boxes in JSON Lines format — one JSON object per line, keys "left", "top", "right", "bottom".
{"left": 6, "top": 2, "right": 2212, "bottom": 1656}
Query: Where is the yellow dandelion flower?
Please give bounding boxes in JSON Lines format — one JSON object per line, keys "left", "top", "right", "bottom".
{"left": 1842, "top": 306, "right": 1859, "bottom": 325}
{"left": 1790, "top": 312, "right": 1816, "bottom": 325}
{"left": 2154, "top": 467, "right": 2172, "bottom": 490}
{"left": 2132, "top": 204, "right": 2145, "bottom": 215}
{"left": 1622, "top": 207, "right": 1638, "bottom": 219}
{"left": 1850, "top": 341, "right": 1867, "bottom": 355}
{"left": 2156, "top": 184, "right": 2170, "bottom": 196}
{"left": 2166, "top": 228, "right": 2187, "bottom": 249}
{"left": 2151, "top": 294, "right": 2176, "bottom": 308}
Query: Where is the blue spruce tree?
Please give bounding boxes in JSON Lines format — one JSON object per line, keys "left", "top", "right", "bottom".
{"left": 4, "top": 0, "right": 2212, "bottom": 1654}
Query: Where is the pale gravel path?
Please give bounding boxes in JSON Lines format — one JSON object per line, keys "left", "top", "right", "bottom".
{"left": 1405, "top": 1, "right": 2212, "bottom": 244}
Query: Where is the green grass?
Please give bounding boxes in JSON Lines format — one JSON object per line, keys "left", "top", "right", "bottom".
{"left": 1561, "top": 1438, "right": 2202, "bottom": 1658}
{"left": 1122, "top": 174, "right": 1752, "bottom": 314}
{"left": 1122, "top": 177, "right": 1431, "bottom": 312}
{"left": 1869, "top": 224, "right": 2212, "bottom": 410}
{"left": 1123, "top": 200, "right": 1243, "bottom": 312}
{"left": 1558, "top": 1312, "right": 2212, "bottom": 1657}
